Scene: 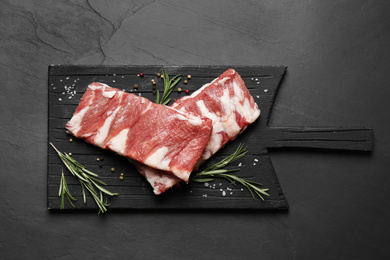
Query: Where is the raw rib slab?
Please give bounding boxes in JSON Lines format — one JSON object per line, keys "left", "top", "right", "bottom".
{"left": 172, "top": 68, "right": 261, "bottom": 162}
{"left": 65, "top": 82, "right": 212, "bottom": 182}
{"left": 139, "top": 68, "right": 261, "bottom": 194}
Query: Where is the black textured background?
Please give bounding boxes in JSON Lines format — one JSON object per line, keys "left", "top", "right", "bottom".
{"left": 1, "top": 1, "right": 389, "bottom": 259}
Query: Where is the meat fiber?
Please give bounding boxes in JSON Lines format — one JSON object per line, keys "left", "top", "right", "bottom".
{"left": 139, "top": 69, "right": 261, "bottom": 194}
{"left": 65, "top": 82, "right": 212, "bottom": 182}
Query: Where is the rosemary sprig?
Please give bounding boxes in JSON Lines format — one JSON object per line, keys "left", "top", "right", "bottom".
{"left": 156, "top": 66, "right": 182, "bottom": 105}
{"left": 59, "top": 168, "right": 77, "bottom": 209}
{"left": 191, "top": 143, "right": 270, "bottom": 201}
{"left": 50, "top": 142, "right": 119, "bottom": 213}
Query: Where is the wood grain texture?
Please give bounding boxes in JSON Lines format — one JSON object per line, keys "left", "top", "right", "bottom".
{"left": 47, "top": 65, "right": 373, "bottom": 211}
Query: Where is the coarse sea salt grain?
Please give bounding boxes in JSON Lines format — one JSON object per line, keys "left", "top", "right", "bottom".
{"left": 264, "top": 89, "right": 268, "bottom": 93}
{"left": 254, "top": 159, "right": 259, "bottom": 162}
{"left": 222, "top": 191, "right": 226, "bottom": 196}
{"left": 202, "top": 194, "right": 208, "bottom": 198}
{"left": 204, "top": 182, "right": 209, "bottom": 187}
{"left": 238, "top": 162, "right": 242, "bottom": 167}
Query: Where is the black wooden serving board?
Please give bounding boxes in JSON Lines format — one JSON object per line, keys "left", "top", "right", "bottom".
{"left": 47, "top": 65, "right": 373, "bottom": 211}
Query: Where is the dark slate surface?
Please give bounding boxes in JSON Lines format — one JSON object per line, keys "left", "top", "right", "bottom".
{"left": 1, "top": 1, "right": 390, "bottom": 259}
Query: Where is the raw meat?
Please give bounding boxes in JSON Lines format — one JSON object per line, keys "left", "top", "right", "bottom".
{"left": 171, "top": 68, "right": 261, "bottom": 162}
{"left": 139, "top": 68, "right": 261, "bottom": 194}
{"left": 132, "top": 161, "right": 182, "bottom": 195}
{"left": 65, "top": 82, "right": 213, "bottom": 182}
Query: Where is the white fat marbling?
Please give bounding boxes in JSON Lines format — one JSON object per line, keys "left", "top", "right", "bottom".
{"left": 176, "top": 114, "right": 188, "bottom": 121}
{"left": 107, "top": 128, "right": 129, "bottom": 155}
{"left": 170, "top": 167, "right": 190, "bottom": 182}
{"left": 144, "top": 146, "right": 170, "bottom": 171}
{"left": 196, "top": 100, "right": 220, "bottom": 123}
{"left": 102, "top": 90, "right": 116, "bottom": 98}
{"left": 187, "top": 117, "right": 203, "bottom": 126}
{"left": 66, "top": 106, "right": 89, "bottom": 136}
{"left": 94, "top": 106, "right": 121, "bottom": 146}
{"left": 220, "top": 88, "right": 241, "bottom": 136}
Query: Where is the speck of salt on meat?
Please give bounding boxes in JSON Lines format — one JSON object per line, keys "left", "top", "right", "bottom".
{"left": 222, "top": 191, "right": 226, "bottom": 196}
{"left": 58, "top": 98, "right": 62, "bottom": 101}
{"left": 204, "top": 182, "right": 209, "bottom": 187}
{"left": 66, "top": 77, "right": 69, "bottom": 80}
{"left": 254, "top": 159, "right": 259, "bottom": 162}
{"left": 203, "top": 194, "right": 208, "bottom": 198}
{"left": 113, "top": 80, "right": 116, "bottom": 83}
{"left": 264, "top": 89, "right": 268, "bottom": 92}
{"left": 238, "top": 162, "right": 242, "bottom": 167}
{"left": 257, "top": 82, "right": 260, "bottom": 85}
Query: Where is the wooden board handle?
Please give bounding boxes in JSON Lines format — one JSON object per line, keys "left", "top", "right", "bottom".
{"left": 268, "top": 127, "right": 373, "bottom": 151}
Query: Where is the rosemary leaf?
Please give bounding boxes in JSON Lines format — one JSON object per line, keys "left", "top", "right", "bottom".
{"left": 191, "top": 143, "right": 270, "bottom": 201}
{"left": 156, "top": 90, "right": 160, "bottom": 104}
{"left": 51, "top": 142, "right": 118, "bottom": 213}
{"left": 156, "top": 66, "right": 182, "bottom": 105}
{"left": 191, "top": 178, "right": 215, "bottom": 183}
{"left": 58, "top": 169, "right": 77, "bottom": 209}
